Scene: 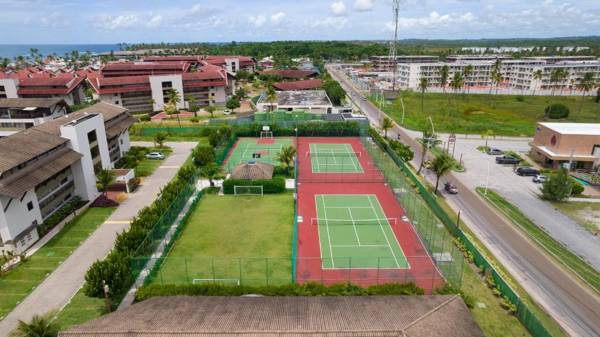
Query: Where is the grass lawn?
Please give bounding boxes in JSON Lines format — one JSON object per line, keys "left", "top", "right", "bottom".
{"left": 151, "top": 193, "right": 294, "bottom": 286}
{"left": 551, "top": 201, "right": 600, "bottom": 235}
{"left": 135, "top": 147, "right": 173, "bottom": 177}
{"left": 374, "top": 92, "right": 600, "bottom": 136}
{"left": 54, "top": 288, "right": 106, "bottom": 331}
{"left": 0, "top": 207, "right": 114, "bottom": 320}
{"left": 476, "top": 188, "right": 600, "bottom": 294}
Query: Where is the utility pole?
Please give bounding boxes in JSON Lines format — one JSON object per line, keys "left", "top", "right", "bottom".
{"left": 389, "top": 0, "right": 400, "bottom": 92}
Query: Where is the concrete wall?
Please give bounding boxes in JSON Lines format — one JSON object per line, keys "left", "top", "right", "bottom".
{"left": 149, "top": 74, "right": 185, "bottom": 112}
{"left": 209, "top": 86, "right": 227, "bottom": 105}
{"left": 0, "top": 78, "right": 19, "bottom": 98}
{"left": 0, "top": 191, "right": 42, "bottom": 252}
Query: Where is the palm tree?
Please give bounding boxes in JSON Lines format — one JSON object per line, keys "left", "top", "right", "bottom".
{"left": 381, "top": 117, "right": 393, "bottom": 138}
{"left": 185, "top": 94, "right": 197, "bottom": 116}
{"left": 489, "top": 59, "right": 502, "bottom": 94}
{"left": 418, "top": 77, "right": 428, "bottom": 114}
{"left": 577, "top": 72, "right": 595, "bottom": 113}
{"left": 10, "top": 311, "right": 59, "bottom": 337}
{"left": 165, "top": 89, "right": 182, "bottom": 127}
{"left": 557, "top": 69, "right": 569, "bottom": 96}
{"left": 439, "top": 65, "right": 449, "bottom": 95}
{"left": 463, "top": 65, "right": 473, "bottom": 95}
{"left": 532, "top": 69, "right": 543, "bottom": 96}
{"left": 275, "top": 145, "right": 297, "bottom": 176}
{"left": 431, "top": 153, "right": 454, "bottom": 194}
{"left": 550, "top": 69, "right": 562, "bottom": 96}
{"left": 96, "top": 169, "right": 114, "bottom": 197}
{"left": 417, "top": 129, "right": 433, "bottom": 175}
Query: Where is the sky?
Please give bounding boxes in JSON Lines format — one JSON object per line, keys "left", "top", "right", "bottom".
{"left": 0, "top": 0, "right": 599, "bottom": 44}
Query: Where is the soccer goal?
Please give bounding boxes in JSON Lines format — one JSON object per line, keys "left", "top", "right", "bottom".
{"left": 234, "top": 185, "right": 264, "bottom": 196}
{"left": 193, "top": 278, "right": 241, "bottom": 286}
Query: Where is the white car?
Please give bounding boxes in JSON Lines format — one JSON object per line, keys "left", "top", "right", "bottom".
{"left": 532, "top": 175, "right": 547, "bottom": 183}
{"left": 145, "top": 152, "right": 165, "bottom": 160}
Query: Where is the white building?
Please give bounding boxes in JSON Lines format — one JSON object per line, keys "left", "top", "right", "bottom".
{"left": 256, "top": 90, "right": 334, "bottom": 114}
{"left": 0, "top": 98, "right": 69, "bottom": 137}
{"left": 0, "top": 102, "right": 135, "bottom": 253}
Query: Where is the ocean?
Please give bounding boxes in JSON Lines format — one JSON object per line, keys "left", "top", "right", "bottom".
{"left": 0, "top": 44, "right": 122, "bottom": 59}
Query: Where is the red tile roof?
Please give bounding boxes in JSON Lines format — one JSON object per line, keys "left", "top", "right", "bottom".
{"left": 17, "top": 75, "right": 85, "bottom": 95}
{"left": 205, "top": 55, "right": 255, "bottom": 67}
{"left": 259, "top": 69, "right": 318, "bottom": 79}
{"left": 101, "top": 61, "right": 191, "bottom": 77}
{"left": 273, "top": 79, "right": 323, "bottom": 91}
{"left": 143, "top": 56, "right": 204, "bottom": 63}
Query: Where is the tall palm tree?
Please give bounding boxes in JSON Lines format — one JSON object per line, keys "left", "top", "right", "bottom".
{"left": 463, "top": 64, "right": 473, "bottom": 95}
{"left": 450, "top": 72, "right": 464, "bottom": 93}
{"left": 165, "top": 89, "right": 182, "bottom": 127}
{"left": 9, "top": 311, "right": 59, "bottom": 337}
{"left": 418, "top": 77, "right": 429, "bottom": 114}
{"left": 439, "top": 65, "right": 450, "bottom": 94}
{"left": 532, "top": 69, "right": 543, "bottom": 96}
{"left": 557, "top": 69, "right": 569, "bottom": 96}
{"left": 381, "top": 117, "right": 393, "bottom": 138}
{"left": 550, "top": 69, "right": 561, "bottom": 96}
{"left": 417, "top": 129, "right": 433, "bottom": 175}
{"left": 490, "top": 59, "right": 502, "bottom": 94}
{"left": 431, "top": 153, "right": 454, "bottom": 194}
{"left": 576, "top": 72, "right": 596, "bottom": 113}
{"left": 275, "top": 145, "right": 297, "bottom": 176}
{"left": 265, "top": 85, "right": 277, "bottom": 121}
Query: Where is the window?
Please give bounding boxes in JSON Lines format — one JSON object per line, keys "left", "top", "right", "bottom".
{"left": 161, "top": 81, "right": 172, "bottom": 88}
{"left": 27, "top": 201, "right": 33, "bottom": 211}
{"left": 87, "top": 130, "right": 97, "bottom": 143}
{"left": 0, "top": 85, "right": 5, "bottom": 92}
{"left": 90, "top": 145, "right": 100, "bottom": 158}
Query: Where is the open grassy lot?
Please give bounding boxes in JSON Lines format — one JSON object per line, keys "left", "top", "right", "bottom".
{"left": 476, "top": 188, "right": 600, "bottom": 293}
{"left": 374, "top": 92, "right": 600, "bottom": 136}
{"left": 151, "top": 193, "right": 294, "bottom": 286}
{"left": 0, "top": 207, "right": 114, "bottom": 320}
{"left": 551, "top": 201, "right": 600, "bottom": 235}
{"left": 54, "top": 288, "right": 106, "bottom": 331}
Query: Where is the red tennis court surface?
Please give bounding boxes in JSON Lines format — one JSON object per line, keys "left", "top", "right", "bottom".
{"left": 296, "top": 137, "right": 444, "bottom": 293}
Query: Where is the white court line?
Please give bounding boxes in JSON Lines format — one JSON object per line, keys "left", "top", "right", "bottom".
{"left": 319, "top": 195, "right": 336, "bottom": 269}
{"left": 347, "top": 208, "right": 361, "bottom": 246}
{"left": 343, "top": 143, "right": 359, "bottom": 172}
{"left": 324, "top": 206, "right": 373, "bottom": 209}
{"left": 367, "top": 195, "right": 401, "bottom": 268}
{"left": 331, "top": 244, "right": 389, "bottom": 248}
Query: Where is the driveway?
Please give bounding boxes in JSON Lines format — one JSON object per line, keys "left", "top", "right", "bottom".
{"left": 0, "top": 142, "right": 196, "bottom": 336}
{"left": 450, "top": 137, "right": 600, "bottom": 270}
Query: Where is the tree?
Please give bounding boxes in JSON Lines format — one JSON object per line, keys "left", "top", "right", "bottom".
{"left": 439, "top": 65, "right": 449, "bottom": 94}
{"left": 557, "top": 69, "right": 569, "bottom": 96}
{"left": 275, "top": 145, "right": 297, "bottom": 175}
{"left": 381, "top": 117, "right": 393, "bottom": 138}
{"left": 463, "top": 65, "right": 473, "bottom": 95}
{"left": 185, "top": 94, "right": 198, "bottom": 116}
{"left": 490, "top": 59, "right": 503, "bottom": 94}
{"left": 96, "top": 169, "right": 114, "bottom": 197}
{"left": 235, "top": 87, "right": 247, "bottom": 100}
{"left": 165, "top": 89, "right": 181, "bottom": 127}
{"left": 389, "top": 139, "right": 414, "bottom": 162}
{"left": 431, "top": 153, "right": 454, "bottom": 194}
{"left": 577, "top": 72, "right": 595, "bottom": 113}
{"left": 417, "top": 129, "right": 433, "bottom": 175}
{"left": 154, "top": 131, "right": 168, "bottom": 148}
{"left": 450, "top": 72, "right": 464, "bottom": 93}
{"left": 418, "top": 77, "right": 428, "bottom": 114}
{"left": 532, "top": 69, "right": 543, "bottom": 96}
{"left": 10, "top": 311, "right": 59, "bottom": 337}
{"left": 192, "top": 145, "right": 215, "bottom": 167}
{"left": 265, "top": 85, "right": 277, "bottom": 114}
{"left": 482, "top": 129, "right": 494, "bottom": 147}
{"left": 322, "top": 79, "right": 346, "bottom": 105}
{"left": 205, "top": 105, "right": 216, "bottom": 118}
{"left": 226, "top": 97, "right": 241, "bottom": 113}
{"left": 541, "top": 169, "right": 572, "bottom": 201}
{"left": 200, "top": 162, "right": 222, "bottom": 186}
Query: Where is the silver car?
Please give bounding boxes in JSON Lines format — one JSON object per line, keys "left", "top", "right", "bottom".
{"left": 145, "top": 152, "right": 165, "bottom": 160}
{"left": 532, "top": 175, "right": 547, "bottom": 183}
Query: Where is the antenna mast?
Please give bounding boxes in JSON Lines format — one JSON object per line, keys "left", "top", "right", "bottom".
{"left": 389, "top": 0, "right": 400, "bottom": 92}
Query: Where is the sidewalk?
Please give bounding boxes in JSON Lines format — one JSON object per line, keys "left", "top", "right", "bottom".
{"left": 0, "top": 142, "right": 196, "bottom": 336}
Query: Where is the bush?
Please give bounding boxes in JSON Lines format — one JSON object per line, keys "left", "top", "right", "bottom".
{"left": 541, "top": 168, "right": 572, "bottom": 201}
{"left": 223, "top": 176, "right": 286, "bottom": 194}
{"left": 570, "top": 179, "right": 584, "bottom": 196}
{"left": 192, "top": 145, "right": 216, "bottom": 167}
{"left": 84, "top": 252, "right": 131, "bottom": 298}
{"left": 189, "top": 116, "right": 199, "bottom": 123}
{"left": 139, "top": 114, "right": 150, "bottom": 122}
{"left": 545, "top": 104, "right": 570, "bottom": 119}
{"left": 515, "top": 95, "right": 525, "bottom": 102}
{"left": 388, "top": 139, "right": 414, "bottom": 162}
{"left": 135, "top": 282, "right": 424, "bottom": 301}
{"left": 37, "top": 197, "right": 85, "bottom": 236}
{"left": 90, "top": 195, "right": 119, "bottom": 208}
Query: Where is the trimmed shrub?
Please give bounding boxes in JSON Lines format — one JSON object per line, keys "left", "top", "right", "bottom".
{"left": 135, "top": 282, "right": 424, "bottom": 301}
{"left": 37, "top": 197, "right": 85, "bottom": 237}
{"left": 223, "top": 176, "right": 286, "bottom": 194}
{"left": 192, "top": 145, "right": 216, "bottom": 167}
{"left": 84, "top": 252, "right": 132, "bottom": 298}
{"left": 139, "top": 114, "right": 151, "bottom": 122}
{"left": 544, "top": 104, "right": 570, "bottom": 119}
{"left": 189, "top": 117, "right": 199, "bottom": 123}
{"left": 570, "top": 179, "right": 584, "bottom": 196}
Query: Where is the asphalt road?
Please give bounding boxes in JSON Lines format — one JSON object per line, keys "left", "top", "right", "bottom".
{"left": 328, "top": 64, "right": 600, "bottom": 337}
{"left": 0, "top": 142, "right": 196, "bottom": 336}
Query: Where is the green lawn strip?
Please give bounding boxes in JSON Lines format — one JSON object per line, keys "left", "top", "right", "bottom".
{"left": 373, "top": 92, "right": 600, "bottom": 136}
{"left": 54, "top": 288, "right": 106, "bottom": 331}
{"left": 135, "top": 147, "right": 173, "bottom": 177}
{"left": 152, "top": 193, "right": 293, "bottom": 286}
{"left": 0, "top": 207, "right": 115, "bottom": 320}
{"left": 551, "top": 201, "right": 600, "bottom": 235}
{"left": 421, "top": 140, "right": 465, "bottom": 172}
{"left": 476, "top": 188, "right": 600, "bottom": 293}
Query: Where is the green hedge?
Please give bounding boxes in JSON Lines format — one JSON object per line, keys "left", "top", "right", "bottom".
{"left": 38, "top": 197, "right": 85, "bottom": 237}
{"left": 223, "top": 176, "right": 286, "bottom": 194}
{"left": 135, "top": 282, "right": 424, "bottom": 301}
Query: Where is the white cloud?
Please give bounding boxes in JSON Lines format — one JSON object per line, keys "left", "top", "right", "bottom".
{"left": 354, "top": 0, "right": 375, "bottom": 12}
{"left": 311, "top": 16, "right": 349, "bottom": 30}
{"left": 270, "top": 12, "right": 286, "bottom": 25}
{"left": 330, "top": 1, "right": 347, "bottom": 16}
{"left": 388, "top": 11, "right": 476, "bottom": 30}
{"left": 147, "top": 15, "right": 163, "bottom": 28}
{"left": 248, "top": 14, "right": 266, "bottom": 27}
{"left": 40, "top": 12, "right": 70, "bottom": 27}
{"left": 95, "top": 14, "right": 141, "bottom": 30}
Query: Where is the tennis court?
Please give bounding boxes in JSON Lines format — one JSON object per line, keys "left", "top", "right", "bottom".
{"left": 314, "top": 194, "right": 409, "bottom": 269}
{"left": 225, "top": 138, "right": 293, "bottom": 171}
{"left": 309, "top": 143, "right": 363, "bottom": 173}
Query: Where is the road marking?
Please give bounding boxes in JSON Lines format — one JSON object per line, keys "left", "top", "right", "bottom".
{"left": 104, "top": 220, "right": 131, "bottom": 224}
{"left": 158, "top": 165, "right": 180, "bottom": 169}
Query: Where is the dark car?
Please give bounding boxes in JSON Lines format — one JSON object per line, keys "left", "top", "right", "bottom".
{"left": 444, "top": 182, "right": 458, "bottom": 194}
{"left": 495, "top": 155, "right": 520, "bottom": 164}
{"left": 487, "top": 148, "right": 504, "bottom": 155}
{"left": 516, "top": 167, "right": 540, "bottom": 176}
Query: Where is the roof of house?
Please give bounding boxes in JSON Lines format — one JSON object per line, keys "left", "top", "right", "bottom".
{"left": 76, "top": 101, "right": 130, "bottom": 122}
{"left": 259, "top": 69, "right": 318, "bottom": 79}
{"left": 258, "top": 90, "right": 332, "bottom": 107}
{"left": 16, "top": 75, "right": 86, "bottom": 95}
{"left": 60, "top": 295, "right": 483, "bottom": 337}
{"left": 0, "top": 98, "right": 67, "bottom": 109}
{"left": 0, "top": 129, "right": 68, "bottom": 174}
{"left": 539, "top": 122, "right": 600, "bottom": 136}
{"left": 230, "top": 161, "right": 274, "bottom": 180}
{"left": 205, "top": 55, "right": 255, "bottom": 66}
{"left": 273, "top": 79, "right": 323, "bottom": 91}
{"left": 105, "top": 115, "right": 137, "bottom": 139}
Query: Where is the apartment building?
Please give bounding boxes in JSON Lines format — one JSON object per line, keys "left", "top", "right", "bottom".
{"left": 369, "top": 56, "right": 439, "bottom": 71}
{"left": 0, "top": 102, "right": 134, "bottom": 253}
{"left": 398, "top": 61, "right": 494, "bottom": 89}
{"left": 256, "top": 90, "right": 333, "bottom": 114}
{"left": 0, "top": 98, "right": 69, "bottom": 137}
{"left": 0, "top": 74, "right": 86, "bottom": 105}
{"left": 143, "top": 55, "right": 256, "bottom": 74}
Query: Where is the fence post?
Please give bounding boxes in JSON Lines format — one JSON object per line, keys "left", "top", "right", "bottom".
{"left": 238, "top": 258, "right": 243, "bottom": 286}
{"left": 266, "top": 258, "right": 269, "bottom": 286}
{"left": 184, "top": 257, "right": 189, "bottom": 284}
{"left": 211, "top": 257, "right": 215, "bottom": 281}
{"left": 377, "top": 257, "right": 380, "bottom": 284}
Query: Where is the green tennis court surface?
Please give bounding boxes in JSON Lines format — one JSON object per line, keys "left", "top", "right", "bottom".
{"left": 314, "top": 194, "right": 409, "bottom": 269}
{"left": 226, "top": 138, "right": 293, "bottom": 171}
{"left": 309, "top": 143, "right": 363, "bottom": 173}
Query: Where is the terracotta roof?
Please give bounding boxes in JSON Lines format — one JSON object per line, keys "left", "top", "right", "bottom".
{"left": 143, "top": 56, "right": 204, "bottom": 63}
{"left": 101, "top": 61, "right": 190, "bottom": 76}
{"left": 273, "top": 79, "right": 323, "bottom": 91}
{"left": 259, "top": 69, "right": 318, "bottom": 79}
{"left": 205, "top": 55, "right": 255, "bottom": 66}
{"left": 0, "top": 98, "right": 67, "bottom": 109}
{"left": 60, "top": 295, "right": 483, "bottom": 337}
{"left": 230, "top": 161, "right": 274, "bottom": 180}
{"left": 0, "top": 129, "right": 68, "bottom": 174}
{"left": 17, "top": 75, "right": 85, "bottom": 95}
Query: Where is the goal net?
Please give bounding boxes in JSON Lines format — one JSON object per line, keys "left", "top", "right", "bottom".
{"left": 310, "top": 217, "right": 397, "bottom": 227}
{"left": 193, "top": 278, "right": 241, "bottom": 286}
{"left": 260, "top": 131, "right": 274, "bottom": 139}
{"left": 234, "top": 185, "right": 264, "bottom": 196}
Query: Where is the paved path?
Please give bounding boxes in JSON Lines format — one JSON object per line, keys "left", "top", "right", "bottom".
{"left": 328, "top": 64, "right": 600, "bottom": 337}
{"left": 0, "top": 142, "right": 196, "bottom": 336}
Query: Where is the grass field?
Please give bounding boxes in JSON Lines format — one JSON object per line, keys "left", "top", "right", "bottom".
{"left": 552, "top": 201, "right": 600, "bottom": 235}
{"left": 315, "top": 194, "right": 408, "bottom": 269}
{"left": 0, "top": 207, "right": 114, "bottom": 320}
{"left": 54, "top": 288, "right": 106, "bottom": 331}
{"left": 476, "top": 188, "right": 600, "bottom": 293}
{"left": 309, "top": 143, "right": 364, "bottom": 173}
{"left": 374, "top": 92, "right": 600, "bottom": 136}
{"left": 151, "top": 193, "right": 294, "bottom": 286}
{"left": 226, "top": 138, "right": 293, "bottom": 172}
{"left": 135, "top": 147, "right": 172, "bottom": 177}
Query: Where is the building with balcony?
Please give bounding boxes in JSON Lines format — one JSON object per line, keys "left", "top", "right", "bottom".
{"left": 256, "top": 90, "right": 333, "bottom": 114}
{"left": 369, "top": 55, "right": 439, "bottom": 71}
{"left": 0, "top": 102, "right": 134, "bottom": 253}
{"left": 0, "top": 74, "right": 86, "bottom": 106}
{"left": 0, "top": 98, "right": 69, "bottom": 137}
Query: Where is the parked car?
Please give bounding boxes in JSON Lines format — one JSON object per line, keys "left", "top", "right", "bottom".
{"left": 495, "top": 156, "right": 520, "bottom": 164}
{"left": 444, "top": 182, "right": 458, "bottom": 194}
{"left": 487, "top": 148, "right": 504, "bottom": 155}
{"left": 532, "top": 175, "right": 548, "bottom": 183}
{"left": 145, "top": 152, "right": 165, "bottom": 160}
{"left": 516, "top": 167, "right": 540, "bottom": 176}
